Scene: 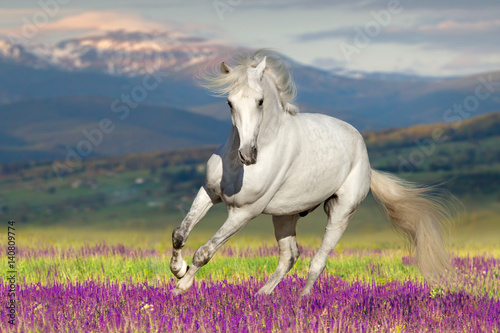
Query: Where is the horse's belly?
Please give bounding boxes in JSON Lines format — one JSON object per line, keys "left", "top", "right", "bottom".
{"left": 263, "top": 162, "right": 348, "bottom": 215}
{"left": 263, "top": 190, "right": 331, "bottom": 215}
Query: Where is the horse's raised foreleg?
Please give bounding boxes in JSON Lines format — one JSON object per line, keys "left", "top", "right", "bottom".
{"left": 172, "top": 209, "right": 254, "bottom": 295}
{"left": 170, "top": 186, "right": 220, "bottom": 279}
{"left": 256, "top": 214, "right": 300, "bottom": 295}
{"left": 300, "top": 192, "right": 363, "bottom": 296}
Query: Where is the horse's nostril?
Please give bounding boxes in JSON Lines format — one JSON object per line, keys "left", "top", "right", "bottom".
{"left": 238, "top": 150, "right": 245, "bottom": 162}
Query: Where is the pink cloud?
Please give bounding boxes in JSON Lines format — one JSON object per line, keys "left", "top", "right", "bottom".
{"left": 0, "top": 10, "right": 171, "bottom": 39}
{"left": 42, "top": 11, "right": 169, "bottom": 33}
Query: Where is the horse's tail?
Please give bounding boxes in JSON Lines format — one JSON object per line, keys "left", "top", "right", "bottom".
{"left": 370, "top": 169, "right": 455, "bottom": 279}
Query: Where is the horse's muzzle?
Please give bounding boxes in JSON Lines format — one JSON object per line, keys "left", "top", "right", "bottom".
{"left": 238, "top": 146, "right": 257, "bottom": 165}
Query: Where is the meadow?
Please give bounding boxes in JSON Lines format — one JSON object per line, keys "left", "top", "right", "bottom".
{"left": 1, "top": 224, "right": 499, "bottom": 332}
{"left": 1, "top": 114, "right": 500, "bottom": 332}
{"left": 1, "top": 181, "right": 500, "bottom": 332}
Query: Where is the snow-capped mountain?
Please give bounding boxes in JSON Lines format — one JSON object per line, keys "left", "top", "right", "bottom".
{"left": 0, "top": 39, "right": 51, "bottom": 69}
{"left": 0, "top": 30, "right": 443, "bottom": 82}
{"left": 1, "top": 29, "right": 499, "bottom": 152}
{"left": 0, "top": 30, "right": 234, "bottom": 77}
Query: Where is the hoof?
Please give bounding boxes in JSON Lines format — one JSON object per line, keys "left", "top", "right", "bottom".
{"left": 299, "top": 289, "right": 311, "bottom": 297}
{"left": 171, "top": 288, "right": 185, "bottom": 296}
{"left": 171, "top": 260, "right": 189, "bottom": 279}
{"left": 255, "top": 287, "right": 271, "bottom": 296}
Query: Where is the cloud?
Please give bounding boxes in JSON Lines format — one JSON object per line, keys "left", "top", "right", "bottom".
{"left": 294, "top": 19, "right": 500, "bottom": 52}
{"left": 227, "top": 0, "right": 500, "bottom": 11}
{"left": 0, "top": 8, "right": 49, "bottom": 16}
{"left": 42, "top": 11, "right": 169, "bottom": 33}
{"left": 440, "top": 52, "right": 500, "bottom": 75}
{"left": 0, "top": 9, "right": 226, "bottom": 44}
{"left": 0, "top": 10, "right": 172, "bottom": 41}
{"left": 308, "top": 0, "right": 500, "bottom": 11}
{"left": 441, "top": 54, "right": 483, "bottom": 72}
{"left": 294, "top": 29, "right": 347, "bottom": 43}
{"left": 384, "top": 19, "right": 500, "bottom": 51}
{"left": 418, "top": 19, "right": 500, "bottom": 34}
{"left": 0, "top": 8, "right": 77, "bottom": 30}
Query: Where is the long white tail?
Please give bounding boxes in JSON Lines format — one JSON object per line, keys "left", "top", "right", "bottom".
{"left": 370, "top": 169, "right": 455, "bottom": 279}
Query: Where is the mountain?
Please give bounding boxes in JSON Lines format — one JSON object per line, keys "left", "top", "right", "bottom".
{"left": 0, "top": 30, "right": 233, "bottom": 76}
{"left": 0, "top": 96, "right": 230, "bottom": 163}
{"left": 0, "top": 30, "right": 235, "bottom": 108}
{"left": 290, "top": 65, "right": 500, "bottom": 129}
{"left": 324, "top": 67, "right": 445, "bottom": 82}
{"left": 1, "top": 30, "right": 500, "bottom": 163}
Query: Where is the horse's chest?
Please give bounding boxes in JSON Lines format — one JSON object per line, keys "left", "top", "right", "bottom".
{"left": 205, "top": 155, "right": 264, "bottom": 206}
{"left": 221, "top": 170, "right": 269, "bottom": 206}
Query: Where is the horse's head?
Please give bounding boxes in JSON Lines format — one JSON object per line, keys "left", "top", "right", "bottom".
{"left": 222, "top": 57, "right": 267, "bottom": 166}
{"left": 204, "top": 50, "right": 298, "bottom": 166}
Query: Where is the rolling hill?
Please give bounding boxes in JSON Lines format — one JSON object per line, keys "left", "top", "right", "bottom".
{"left": 0, "top": 96, "right": 230, "bottom": 163}
{"left": 0, "top": 112, "right": 499, "bottom": 231}
{"left": 2, "top": 111, "right": 499, "bottom": 182}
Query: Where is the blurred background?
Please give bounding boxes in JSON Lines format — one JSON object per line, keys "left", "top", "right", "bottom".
{"left": 1, "top": 0, "right": 499, "bottom": 247}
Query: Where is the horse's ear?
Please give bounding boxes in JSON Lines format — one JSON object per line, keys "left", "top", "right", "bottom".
{"left": 221, "top": 62, "right": 232, "bottom": 74}
{"left": 255, "top": 56, "right": 266, "bottom": 80}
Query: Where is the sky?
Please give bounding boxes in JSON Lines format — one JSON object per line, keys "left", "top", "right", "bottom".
{"left": 0, "top": 0, "right": 499, "bottom": 77}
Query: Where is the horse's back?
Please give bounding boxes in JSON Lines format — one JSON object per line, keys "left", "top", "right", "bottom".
{"left": 292, "top": 113, "right": 367, "bottom": 163}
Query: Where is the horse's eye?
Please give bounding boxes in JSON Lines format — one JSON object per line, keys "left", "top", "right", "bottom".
{"left": 258, "top": 98, "right": 264, "bottom": 107}
{"left": 227, "top": 100, "right": 233, "bottom": 109}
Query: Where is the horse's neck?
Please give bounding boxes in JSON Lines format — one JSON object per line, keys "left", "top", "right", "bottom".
{"left": 260, "top": 107, "right": 282, "bottom": 146}
{"left": 258, "top": 78, "right": 284, "bottom": 146}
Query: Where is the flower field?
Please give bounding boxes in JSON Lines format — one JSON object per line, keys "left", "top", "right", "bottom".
{"left": 2, "top": 239, "right": 500, "bottom": 332}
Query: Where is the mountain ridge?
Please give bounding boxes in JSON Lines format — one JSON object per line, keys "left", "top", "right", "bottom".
{"left": 1, "top": 29, "right": 499, "bottom": 164}
{"left": 0, "top": 96, "right": 230, "bottom": 163}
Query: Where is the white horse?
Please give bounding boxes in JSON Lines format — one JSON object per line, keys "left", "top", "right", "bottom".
{"left": 170, "top": 49, "right": 452, "bottom": 296}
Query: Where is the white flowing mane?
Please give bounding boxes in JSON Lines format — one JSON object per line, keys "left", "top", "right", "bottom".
{"left": 199, "top": 49, "right": 299, "bottom": 115}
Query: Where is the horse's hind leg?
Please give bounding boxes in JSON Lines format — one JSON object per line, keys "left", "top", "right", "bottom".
{"left": 300, "top": 170, "right": 370, "bottom": 296}
{"left": 256, "top": 214, "right": 300, "bottom": 295}
{"left": 299, "top": 195, "right": 357, "bottom": 296}
{"left": 170, "top": 186, "right": 220, "bottom": 279}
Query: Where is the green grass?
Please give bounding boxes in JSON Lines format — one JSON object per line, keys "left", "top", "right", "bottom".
{"left": 12, "top": 193, "right": 500, "bottom": 250}
{"left": 12, "top": 243, "right": 500, "bottom": 300}
{"left": 15, "top": 251, "right": 413, "bottom": 284}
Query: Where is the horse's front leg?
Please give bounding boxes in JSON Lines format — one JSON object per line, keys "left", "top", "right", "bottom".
{"left": 170, "top": 186, "right": 220, "bottom": 279}
{"left": 172, "top": 209, "right": 254, "bottom": 295}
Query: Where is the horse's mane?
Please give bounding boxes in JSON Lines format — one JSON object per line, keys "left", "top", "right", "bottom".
{"left": 199, "top": 49, "right": 299, "bottom": 115}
